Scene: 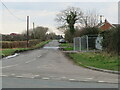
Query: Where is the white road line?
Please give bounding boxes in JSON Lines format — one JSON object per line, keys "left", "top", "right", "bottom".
{"left": 16, "top": 76, "right": 24, "bottom": 78}
{"left": 69, "top": 79, "right": 76, "bottom": 81}
{"left": 0, "top": 75, "right": 8, "bottom": 77}
{"left": 0, "top": 64, "right": 18, "bottom": 69}
{"left": 98, "top": 81, "right": 106, "bottom": 83}
{"left": 34, "top": 75, "right": 40, "bottom": 77}
{"left": 42, "top": 77, "right": 50, "bottom": 80}
{"left": 25, "top": 59, "right": 37, "bottom": 64}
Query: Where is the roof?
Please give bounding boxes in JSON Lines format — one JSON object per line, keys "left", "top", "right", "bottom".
{"left": 97, "top": 19, "right": 118, "bottom": 31}
{"left": 112, "top": 24, "right": 120, "bottom": 27}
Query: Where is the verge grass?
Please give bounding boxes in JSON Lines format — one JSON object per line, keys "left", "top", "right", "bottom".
{"left": 59, "top": 43, "right": 73, "bottom": 51}
{"left": 68, "top": 52, "right": 119, "bottom": 71}
{"left": 1, "top": 40, "right": 50, "bottom": 58}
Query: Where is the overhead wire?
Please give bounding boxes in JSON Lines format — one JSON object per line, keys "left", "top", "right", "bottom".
{"left": 0, "top": 0, "right": 26, "bottom": 22}
{"left": 0, "top": 0, "right": 37, "bottom": 30}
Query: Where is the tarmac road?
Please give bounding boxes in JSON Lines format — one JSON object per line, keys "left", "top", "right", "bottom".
{"left": 0, "top": 40, "right": 118, "bottom": 88}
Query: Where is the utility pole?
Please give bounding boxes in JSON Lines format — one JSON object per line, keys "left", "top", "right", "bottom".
{"left": 27, "top": 16, "right": 29, "bottom": 48}
{"left": 33, "top": 22, "right": 35, "bottom": 39}
{"left": 33, "top": 22, "right": 35, "bottom": 30}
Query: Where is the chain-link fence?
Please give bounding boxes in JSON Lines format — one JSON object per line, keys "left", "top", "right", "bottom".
{"left": 73, "top": 35, "right": 103, "bottom": 52}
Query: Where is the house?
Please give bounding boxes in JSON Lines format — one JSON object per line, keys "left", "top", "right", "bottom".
{"left": 98, "top": 19, "right": 120, "bottom": 31}
{"left": 10, "top": 33, "right": 18, "bottom": 36}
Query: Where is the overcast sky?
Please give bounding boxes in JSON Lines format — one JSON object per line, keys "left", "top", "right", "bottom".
{"left": 0, "top": 0, "right": 119, "bottom": 35}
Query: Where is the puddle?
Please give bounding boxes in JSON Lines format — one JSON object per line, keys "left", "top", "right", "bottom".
{"left": 5, "top": 53, "right": 19, "bottom": 59}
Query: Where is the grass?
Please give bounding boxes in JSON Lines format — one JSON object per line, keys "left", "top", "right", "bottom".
{"left": 1, "top": 40, "right": 50, "bottom": 58}
{"left": 1, "top": 48, "right": 30, "bottom": 56}
{"left": 59, "top": 43, "right": 74, "bottom": 51}
{"left": 68, "top": 52, "right": 119, "bottom": 71}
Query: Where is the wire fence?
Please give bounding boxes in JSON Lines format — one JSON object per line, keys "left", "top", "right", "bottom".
{"left": 73, "top": 35, "right": 103, "bottom": 52}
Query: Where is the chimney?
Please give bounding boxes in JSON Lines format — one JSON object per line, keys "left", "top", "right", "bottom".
{"left": 100, "top": 15, "right": 103, "bottom": 23}
{"left": 105, "top": 19, "right": 107, "bottom": 23}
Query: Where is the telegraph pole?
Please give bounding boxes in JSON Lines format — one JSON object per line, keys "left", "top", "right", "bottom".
{"left": 27, "top": 16, "right": 29, "bottom": 48}
{"left": 33, "top": 22, "right": 35, "bottom": 30}
{"left": 33, "top": 22, "right": 35, "bottom": 39}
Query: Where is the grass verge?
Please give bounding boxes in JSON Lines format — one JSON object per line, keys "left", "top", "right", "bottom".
{"left": 1, "top": 40, "right": 50, "bottom": 58}
{"left": 68, "top": 52, "right": 119, "bottom": 71}
{"left": 59, "top": 43, "right": 73, "bottom": 51}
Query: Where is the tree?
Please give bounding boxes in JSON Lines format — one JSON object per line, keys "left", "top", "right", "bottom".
{"left": 33, "top": 27, "right": 48, "bottom": 41}
{"left": 22, "top": 26, "right": 48, "bottom": 41}
{"left": 46, "top": 33, "right": 56, "bottom": 40}
{"left": 82, "top": 10, "right": 99, "bottom": 27}
{"left": 56, "top": 7, "right": 83, "bottom": 35}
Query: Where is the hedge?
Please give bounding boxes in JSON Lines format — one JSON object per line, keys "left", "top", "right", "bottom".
{"left": 1, "top": 39, "right": 41, "bottom": 48}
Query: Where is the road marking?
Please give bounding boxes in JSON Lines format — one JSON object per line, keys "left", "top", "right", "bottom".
{"left": 25, "top": 59, "right": 37, "bottom": 64}
{"left": 98, "top": 81, "right": 106, "bottom": 83}
{"left": 34, "top": 75, "right": 40, "bottom": 77}
{"left": 16, "top": 76, "right": 24, "bottom": 78}
{"left": 69, "top": 79, "right": 76, "bottom": 81}
{"left": 0, "top": 64, "right": 18, "bottom": 69}
{"left": 0, "top": 75, "right": 8, "bottom": 77}
{"left": 42, "top": 77, "right": 50, "bottom": 80}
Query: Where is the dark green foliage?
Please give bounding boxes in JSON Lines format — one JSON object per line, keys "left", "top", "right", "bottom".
{"left": 64, "top": 27, "right": 100, "bottom": 43}
{"left": 101, "top": 26, "right": 120, "bottom": 54}
{"left": 79, "top": 27, "right": 100, "bottom": 36}
{"left": 64, "top": 30, "right": 74, "bottom": 43}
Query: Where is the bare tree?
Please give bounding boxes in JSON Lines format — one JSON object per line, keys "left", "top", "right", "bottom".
{"left": 82, "top": 10, "right": 99, "bottom": 27}
{"left": 56, "top": 7, "right": 83, "bottom": 35}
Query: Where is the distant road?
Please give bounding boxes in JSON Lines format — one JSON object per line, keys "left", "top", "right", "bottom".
{"left": 1, "top": 40, "right": 118, "bottom": 88}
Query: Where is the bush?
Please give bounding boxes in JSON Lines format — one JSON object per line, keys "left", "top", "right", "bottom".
{"left": 101, "top": 26, "right": 120, "bottom": 54}
{"left": 1, "top": 39, "right": 41, "bottom": 48}
{"left": 64, "top": 27, "right": 100, "bottom": 43}
{"left": 78, "top": 27, "right": 100, "bottom": 36}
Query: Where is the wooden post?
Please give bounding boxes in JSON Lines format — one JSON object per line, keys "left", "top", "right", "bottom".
{"left": 33, "top": 22, "right": 35, "bottom": 30}
{"left": 33, "top": 22, "right": 35, "bottom": 39}
{"left": 27, "top": 16, "right": 29, "bottom": 48}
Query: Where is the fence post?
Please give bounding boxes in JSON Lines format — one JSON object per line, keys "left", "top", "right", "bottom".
{"left": 86, "top": 35, "right": 89, "bottom": 51}
{"left": 79, "top": 37, "right": 81, "bottom": 52}
{"left": 73, "top": 38, "right": 75, "bottom": 51}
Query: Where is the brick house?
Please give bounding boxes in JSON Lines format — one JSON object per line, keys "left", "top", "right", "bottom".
{"left": 98, "top": 19, "right": 116, "bottom": 31}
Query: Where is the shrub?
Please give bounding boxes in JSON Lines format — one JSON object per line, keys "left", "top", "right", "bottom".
{"left": 101, "top": 26, "right": 120, "bottom": 54}
{"left": 2, "top": 39, "right": 41, "bottom": 48}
